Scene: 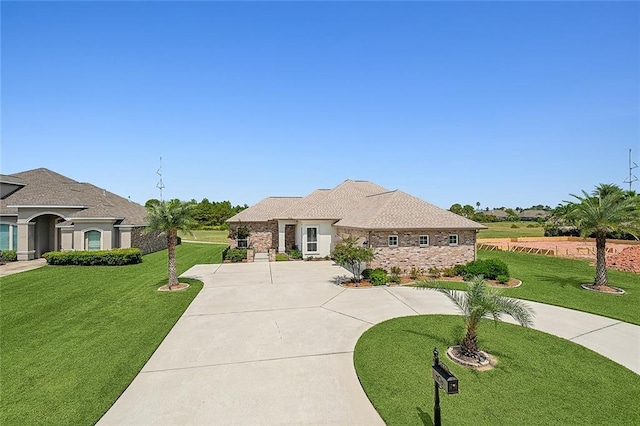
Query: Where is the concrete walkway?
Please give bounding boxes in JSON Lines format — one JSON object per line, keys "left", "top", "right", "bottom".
{"left": 0, "top": 258, "right": 47, "bottom": 277}
{"left": 98, "top": 261, "right": 640, "bottom": 425}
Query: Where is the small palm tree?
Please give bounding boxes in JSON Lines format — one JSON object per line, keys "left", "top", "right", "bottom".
{"left": 567, "top": 187, "right": 640, "bottom": 289}
{"left": 439, "top": 276, "right": 534, "bottom": 359}
{"left": 145, "top": 199, "right": 196, "bottom": 290}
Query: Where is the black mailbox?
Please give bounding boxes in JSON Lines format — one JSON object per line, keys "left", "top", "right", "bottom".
{"left": 432, "top": 361, "right": 459, "bottom": 394}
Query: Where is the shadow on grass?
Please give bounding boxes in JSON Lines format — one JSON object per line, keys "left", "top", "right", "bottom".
{"left": 531, "top": 274, "right": 587, "bottom": 290}
{"left": 416, "top": 406, "right": 434, "bottom": 426}
{"left": 402, "top": 325, "right": 463, "bottom": 349}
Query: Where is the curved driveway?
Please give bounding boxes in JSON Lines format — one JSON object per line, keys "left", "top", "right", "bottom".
{"left": 98, "top": 261, "right": 640, "bottom": 425}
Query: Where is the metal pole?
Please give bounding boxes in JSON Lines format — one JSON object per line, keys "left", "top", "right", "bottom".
{"left": 433, "top": 348, "right": 441, "bottom": 426}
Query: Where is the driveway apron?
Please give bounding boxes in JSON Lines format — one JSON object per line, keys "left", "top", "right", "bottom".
{"left": 98, "top": 261, "right": 640, "bottom": 425}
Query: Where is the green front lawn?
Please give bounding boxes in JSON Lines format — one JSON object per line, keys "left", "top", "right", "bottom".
{"left": 477, "top": 221, "right": 545, "bottom": 239}
{"left": 420, "top": 249, "right": 640, "bottom": 325}
{"left": 354, "top": 315, "right": 640, "bottom": 426}
{"left": 0, "top": 243, "right": 226, "bottom": 426}
{"left": 178, "top": 229, "right": 228, "bottom": 243}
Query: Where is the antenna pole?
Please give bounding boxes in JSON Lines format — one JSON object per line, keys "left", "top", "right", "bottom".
{"left": 623, "top": 149, "right": 638, "bottom": 191}
{"left": 156, "top": 157, "right": 165, "bottom": 200}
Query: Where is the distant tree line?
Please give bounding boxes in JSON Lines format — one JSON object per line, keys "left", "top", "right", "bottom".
{"left": 448, "top": 203, "right": 554, "bottom": 223}
{"left": 145, "top": 198, "right": 247, "bottom": 229}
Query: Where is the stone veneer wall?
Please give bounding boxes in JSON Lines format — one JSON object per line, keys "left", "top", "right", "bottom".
{"left": 131, "top": 227, "right": 167, "bottom": 255}
{"left": 228, "top": 221, "right": 278, "bottom": 253}
{"left": 335, "top": 227, "right": 477, "bottom": 272}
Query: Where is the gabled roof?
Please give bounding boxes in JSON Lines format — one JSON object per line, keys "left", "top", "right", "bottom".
{"left": 286, "top": 180, "right": 388, "bottom": 220}
{"left": 335, "top": 190, "right": 486, "bottom": 230}
{"left": 0, "top": 168, "right": 148, "bottom": 225}
{"left": 519, "top": 209, "right": 550, "bottom": 219}
{"left": 227, "top": 180, "right": 486, "bottom": 230}
{"left": 227, "top": 196, "right": 302, "bottom": 222}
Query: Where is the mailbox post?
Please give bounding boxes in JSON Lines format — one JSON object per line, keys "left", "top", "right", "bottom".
{"left": 432, "top": 348, "right": 458, "bottom": 426}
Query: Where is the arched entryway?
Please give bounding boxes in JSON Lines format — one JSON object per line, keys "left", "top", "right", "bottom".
{"left": 30, "top": 214, "right": 65, "bottom": 258}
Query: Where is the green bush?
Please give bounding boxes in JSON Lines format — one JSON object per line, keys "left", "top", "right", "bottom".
{"left": 287, "top": 248, "right": 302, "bottom": 260}
{"left": 462, "top": 258, "right": 510, "bottom": 280}
{"left": 275, "top": 253, "right": 289, "bottom": 261}
{"left": 441, "top": 267, "right": 456, "bottom": 277}
{"left": 409, "top": 267, "right": 424, "bottom": 280}
{"left": 368, "top": 269, "right": 389, "bottom": 286}
{"left": 361, "top": 268, "right": 373, "bottom": 279}
{"left": 224, "top": 248, "right": 247, "bottom": 262}
{"left": 388, "top": 274, "right": 401, "bottom": 284}
{"left": 43, "top": 248, "right": 142, "bottom": 266}
{"left": 496, "top": 274, "right": 510, "bottom": 284}
{"left": 510, "top": 224, "right": 520, "bottom": 228}
{"left": 453, "top": 264, "right": 466, "bottom": 276}
{"left": 427, "top": 267, "right": 441, "bottom": 278}
{"left": 0, "top": 250, "right": 17, "bottom": 262}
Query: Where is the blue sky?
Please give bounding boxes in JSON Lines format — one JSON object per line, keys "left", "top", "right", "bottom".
{"left": 2, "top": 1, "right": 639, "bottom": 210}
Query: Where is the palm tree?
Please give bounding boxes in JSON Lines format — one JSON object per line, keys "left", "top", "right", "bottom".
{"left": 567, "top": 187, "right": 640, "bottom": 290}
{"left": 145, "top": 199, "right": 196, "bottom": 290}
{"left": 439, "top": 276, "right": 534, "bottom": 359}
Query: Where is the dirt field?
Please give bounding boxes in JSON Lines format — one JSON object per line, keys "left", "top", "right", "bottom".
{"left": 478, "top": 238, "right": 640, "bottom": 273}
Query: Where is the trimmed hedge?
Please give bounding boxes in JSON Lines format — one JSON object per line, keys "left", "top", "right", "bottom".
{"left": 460, "top": 258, "right": 509, "bottom": 280}
{"left": 0, "top": 250, "right": 17, "bottom": 262}
{"left": 224, "top": 248, "right": 247, "bottom": 262}
{"left": 43, "top": 248, "right": 142, "bottom": 266}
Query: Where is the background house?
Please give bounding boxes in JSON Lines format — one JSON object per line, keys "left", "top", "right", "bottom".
{"left": 0, "top": 168, "right": 165, "bottom": 260}
{"left": 227, "top": 180, "right": 486, "bottom": 271}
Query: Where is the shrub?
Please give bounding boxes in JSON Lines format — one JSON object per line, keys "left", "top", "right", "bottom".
{"left": 453, "top": 264, "right": 466, "bottom": 276}
{"left": 287, "top": 248, "right": 302, "bottom": 260}
{"left": 510, "top": 224, "right": 520, "bottom": 228}
{"left": 332, "top": 236, "right": 375, "bottom": 282}
{"left": 390, "top": 266, "right": 403, "bottom": 276}
{"left": 0, "top": 250, "right": 17, "bottom": 262}
{"left": 463, "top": 258, "right": 510, "bottom": 280}
{"left": 275, "top": 253, "right": 289, "bottom": 261}
{"left": 427, "top": 267, "right": 441, "bottom": 278}
{"left": 388, "top": 274, "right": 401, "bottom": 284}
{"left": 441, "top": 267, "right": 456, "bottom": 277}
{"left": 361, "top": 268, "right": 373, "bottom": 279}
{"left": 224, "top": 248, "right": 247, "bottom": 263}
{"left": 496, "top": 274, "right": 510, "bottom": 284}
{"left": 43, "top": 248, "right": 142, "bottom": 266}
{"left": 409, "top": 267, "right": 424, "bottom": 280}
{"left": 368, "top": 269, "right": 389, "bottom": 286}
{"left": 526, "top": 223, "right": 537, "bottom": 228}
{"left": 306, "top": 256, "right": 315, "bottom": 261}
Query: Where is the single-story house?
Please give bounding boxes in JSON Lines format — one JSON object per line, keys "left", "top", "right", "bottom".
{"left": 485, "top": 209, "right": 509, "bottom": 220}
{"left": 0, "top": 168, "right": 165, "bottom": 260}
{"left": 226, "top": 180, "right": 486, "bottom": 271}
{"left": 519, "top": 209, "right": 551, "bottom": 221}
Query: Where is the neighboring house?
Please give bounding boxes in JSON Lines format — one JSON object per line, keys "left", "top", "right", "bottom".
{"left": 486, "top": 209, "right": 509, "bottom": 220}
{"left": 227, "top": 180, "right": 486, "bottom": 271}
{"left": 519, "top": 209, "right": 550, "bottom": 221}
{"left": 0, "top": 168, "right": 165, "bottom": 260}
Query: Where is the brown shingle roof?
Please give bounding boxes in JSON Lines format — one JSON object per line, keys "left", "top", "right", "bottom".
{"left": 335, "top": 190, "right": 486, "bottom": 230}
{"left": 0, "top": 168, "right": 148, "bottom": 225}
{"left": 292, "top": 180, "right": 388, "bottom": 220}
{"left": 227, "top": 180, "right": 485, "bottom": 231}
{"left": 227, "top": 197, "right": 302, "bottom": 222}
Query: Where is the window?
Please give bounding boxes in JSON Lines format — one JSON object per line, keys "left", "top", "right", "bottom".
{"left": 388, "top": 235, "right": 398, "bottom": 247}
{"left": 306, "top": 227, "right": 318, "bottom": 252}
{"left": 419, "top": 235, "right": 429, "bottom": 247}
{"left": 448, "top": 234, "right": 458, "bottom": 246}
{"left": 0, "top": 224, "right": 9, "bottom": 250}
{"left": 0, "top": 224, "right": 17, "bottom": 251}
{"left": 237, "top": 238, "right": 248, "bottom": 248}
{"left": 85, "top": 230, "right": 101, "bottom": 251}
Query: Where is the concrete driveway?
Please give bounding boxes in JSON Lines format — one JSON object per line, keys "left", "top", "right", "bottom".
{"left": 98, "top": 261, "right": 640, "bottom": 425}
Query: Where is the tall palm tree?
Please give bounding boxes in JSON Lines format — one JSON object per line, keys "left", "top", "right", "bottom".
{"left": 568, "top": 188, "right": 640, "bottom": 290}
{"left": 145, "top": 199, "right": 196, "bottom": 290}
{"left": 439, "top": 276, "right": 534, "bottom": 359}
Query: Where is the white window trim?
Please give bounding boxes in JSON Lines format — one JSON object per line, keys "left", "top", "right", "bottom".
{"left": 388, "top": 235, "right": 398, "bottom": 247}
{"left": 305, "top": 226, "right": 319, "bottom": 254}
{"left": 419, "top": 235, "right": 429, "bottom": 247}
{"left": 448, "top": 234, "right": 459, "bottom": 246}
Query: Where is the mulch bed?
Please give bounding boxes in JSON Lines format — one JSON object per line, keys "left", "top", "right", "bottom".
{"left": 157, "top": 283, "right": 190, "bottom": 292}
{"left": 340, "top": 276, "right": 521, "bottom": 288}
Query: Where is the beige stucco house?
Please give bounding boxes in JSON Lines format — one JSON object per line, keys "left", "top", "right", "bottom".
{"left": 0, "top": 168, "right": 165, "bottom": 260}
{"left": 227, "top": 180, "right": 486, "bottom": 271}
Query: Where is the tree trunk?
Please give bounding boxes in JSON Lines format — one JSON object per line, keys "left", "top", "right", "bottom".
{"left": 167, "top": 230, "right": 178, "bottom": 289}
{"left": 461, "top": 322, "right": 479, "bottom": 356}
{"left": 594, "top": 233, "right": 609, "bottom": 288}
